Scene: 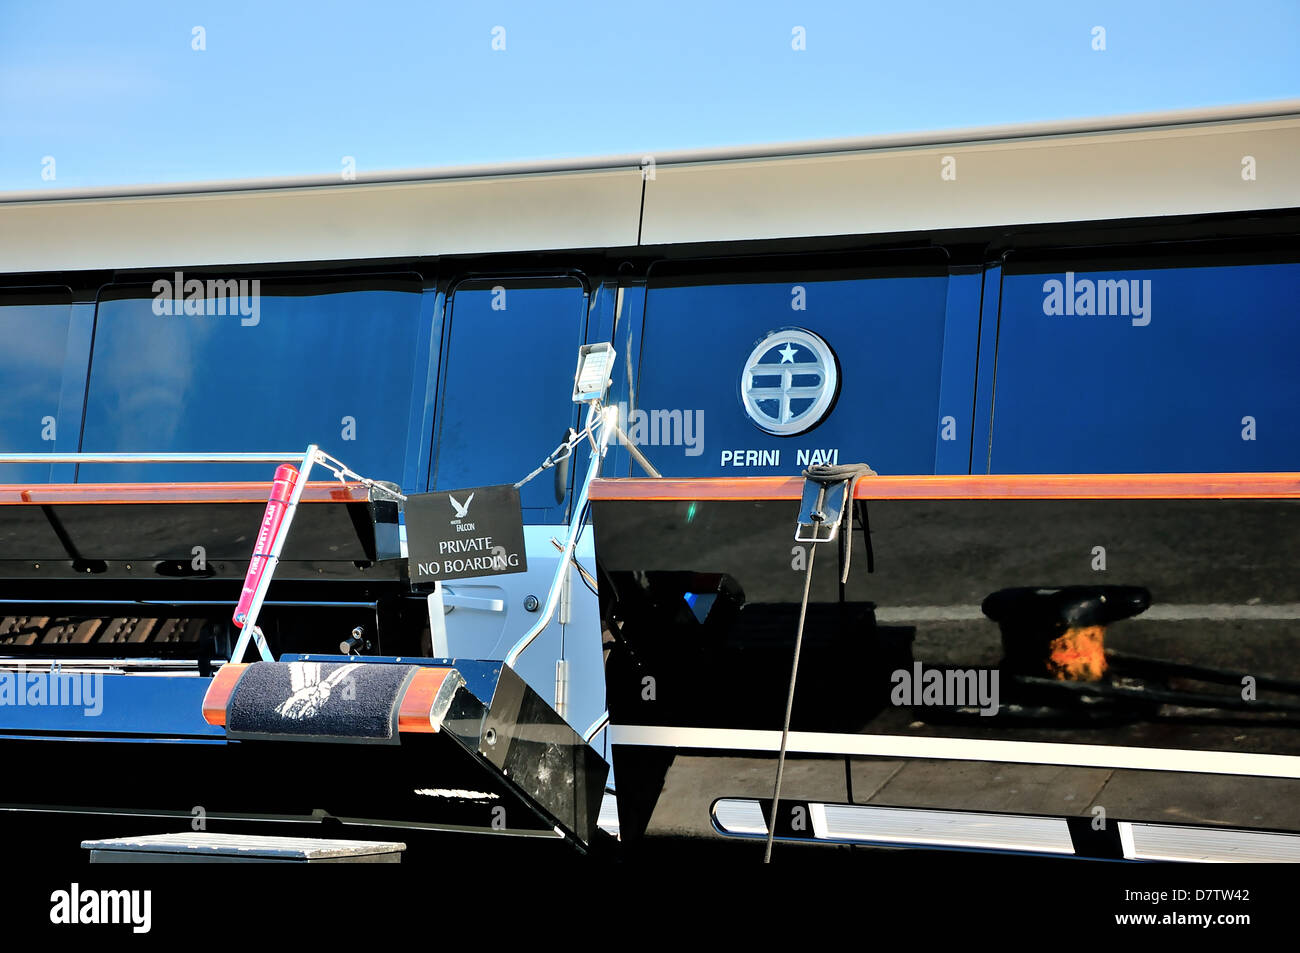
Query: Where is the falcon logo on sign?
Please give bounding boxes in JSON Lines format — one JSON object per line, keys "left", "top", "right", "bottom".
{"left": 449, "top": 492, "right": 474, "bottom": 522}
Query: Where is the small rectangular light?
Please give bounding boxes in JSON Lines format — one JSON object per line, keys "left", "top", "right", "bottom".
{"left": 573, "top": 343, "right": 616, "bottom": 403}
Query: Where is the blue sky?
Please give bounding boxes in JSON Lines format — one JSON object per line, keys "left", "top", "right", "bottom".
{"left": 2, "top": 0, "right": 1297, "bottom": 191}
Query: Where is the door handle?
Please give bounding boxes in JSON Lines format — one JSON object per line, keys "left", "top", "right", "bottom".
{"left": 441, "top": 589, "right": 505, "bottom": 613}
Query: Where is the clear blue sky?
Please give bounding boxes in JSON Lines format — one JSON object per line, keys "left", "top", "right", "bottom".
{"left": 2, "top": 0, "right": 1297, "bottom": 191}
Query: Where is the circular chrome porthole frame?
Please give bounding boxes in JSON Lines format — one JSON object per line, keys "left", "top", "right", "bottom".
{"left": 739, "top": 327, "right": 840, "bottom": 436}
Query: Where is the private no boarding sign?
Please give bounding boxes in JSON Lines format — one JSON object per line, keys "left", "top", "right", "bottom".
{"left": 405, "top": 484, "right": 528, "bottom": 583}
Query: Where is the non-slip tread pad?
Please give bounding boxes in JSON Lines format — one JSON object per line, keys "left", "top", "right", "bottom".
{"left": 226, "top": 661, "right": 417, "bottom": 744}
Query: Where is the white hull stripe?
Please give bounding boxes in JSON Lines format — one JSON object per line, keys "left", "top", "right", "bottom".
{"left": 608, "top": 725, "right": 1300, "bottom": 779}
{"left": 874, "top": 603, "right": 1300, "bottom": 622}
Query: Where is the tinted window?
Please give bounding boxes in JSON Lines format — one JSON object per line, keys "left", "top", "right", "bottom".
{"left": 0, "top": 289, "right": 74, "bottom": 483}
{"left": 633, "top": 264, "right": 949, "bottom": 476}
{"left": 432, "top": 278, "right": 587, "bottom": 515}
{"left": 991, "top": 260, "right": 1300, "bottom": 472}
{"left": 81, "top": 275, "right": 423, "bottom": 483}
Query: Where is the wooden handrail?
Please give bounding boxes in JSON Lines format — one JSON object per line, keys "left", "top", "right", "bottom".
{"left": 0, "top": 482, "right": 371, "bottom": 505}
{"left": 589, "top": 473, "right": 1300, "bottom": 502}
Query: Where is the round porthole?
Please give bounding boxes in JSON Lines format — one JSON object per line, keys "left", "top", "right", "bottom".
{"left": 739, "top": 328, "right": 839, "bottom": 435}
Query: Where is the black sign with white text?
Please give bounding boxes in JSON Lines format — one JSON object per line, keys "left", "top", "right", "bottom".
{"left": 404, "top": 484, "right": 528, "bottom": 583}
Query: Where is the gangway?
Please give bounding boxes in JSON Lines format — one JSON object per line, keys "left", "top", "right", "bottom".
{"left": 0, "top": 345, "right": 651, "bottom": 857}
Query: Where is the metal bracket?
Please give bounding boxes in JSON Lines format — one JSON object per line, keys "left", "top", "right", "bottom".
{"left": 795, "top": 478, "right": 849, "bottom": 543}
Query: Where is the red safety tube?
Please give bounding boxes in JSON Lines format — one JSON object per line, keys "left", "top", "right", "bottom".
{"left": 232, "top": 464, "right": 299, "bottom": 626}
